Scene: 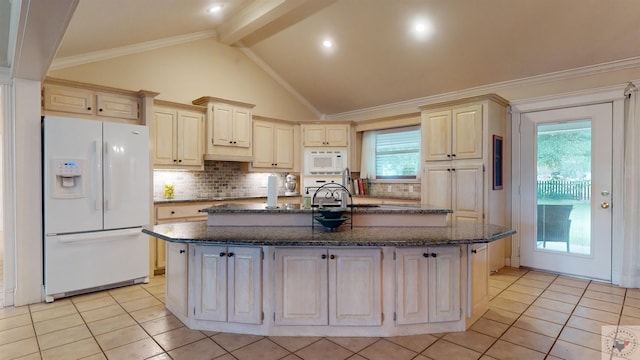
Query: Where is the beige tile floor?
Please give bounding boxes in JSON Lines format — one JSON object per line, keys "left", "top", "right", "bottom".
{"left": 0, "top": 268, "right": 639, "bottom": 360}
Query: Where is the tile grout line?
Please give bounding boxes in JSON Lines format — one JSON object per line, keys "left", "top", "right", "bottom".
{"left": 483, "top": 270, "right": 576, "bottom": 358}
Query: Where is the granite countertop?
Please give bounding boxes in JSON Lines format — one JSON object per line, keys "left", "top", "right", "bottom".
{"left": 153, "top": 194, "right": 301, "bottom": 204}
{"left": 143, "top": 221, "right": 515, "bottom": 247}
{"left": 199, "top": 202, "right": 452, "bottom": 215}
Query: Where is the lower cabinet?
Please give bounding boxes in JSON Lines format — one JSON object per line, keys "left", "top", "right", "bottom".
{"left": 165, "top": 242, "right": 189, "bottom": 320}
{"left": 395, "top": 246, "right": 461, "bottom": 324}
{"left": 154, "top": 202, "right": 212, "bottom": 272}
{"left": 193, "top": 246, "right": 263, "bottom": 324}
{"left": 468, "top": 244, "right": 489, "bottom": 325}
{"left": 274, "top": 247, "right": 382, "bottom": 326}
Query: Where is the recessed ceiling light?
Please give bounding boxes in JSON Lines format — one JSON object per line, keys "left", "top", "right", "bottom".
{"left": 322, "top": 39, "right": 333, "bottom": 48}
{"left": 411, "top": 18, "right": 434, "bottom": 41}
{"left": 207, "top": 4, "right": 224, "bottom": 13}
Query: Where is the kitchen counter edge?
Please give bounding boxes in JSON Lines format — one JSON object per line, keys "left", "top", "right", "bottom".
{"left": 142, "top": 221, "right": 515, "bottom": 247}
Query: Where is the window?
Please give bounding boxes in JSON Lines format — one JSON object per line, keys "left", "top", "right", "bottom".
{"left": 374, "top": 126, "right": 421, "bottom": 179}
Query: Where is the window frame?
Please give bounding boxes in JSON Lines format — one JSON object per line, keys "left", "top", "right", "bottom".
{"left": 374, "top": 125, "right": 421, "bottom": 180}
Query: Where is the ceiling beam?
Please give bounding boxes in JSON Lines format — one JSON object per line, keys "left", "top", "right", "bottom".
{"left": 217, "top": 0, "right": 335, "bottom": 46}
{"left": 11, "top": 0, "right": 78, "bottom": 80}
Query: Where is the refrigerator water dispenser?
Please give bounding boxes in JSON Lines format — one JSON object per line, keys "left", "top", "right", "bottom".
{"left": 51, "top": 159, "right": 85, "bottom": 198}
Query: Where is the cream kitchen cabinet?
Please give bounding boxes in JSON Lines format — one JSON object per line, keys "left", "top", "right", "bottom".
{"left": 302, "top": 124, "right": 349, "bottom": 147}
{"left": 422, "top": 104, "right": 482, "bottom": 161}
{"left": 275, "top": 247, "right": 382, "bottom": 326}
{"left": 252, "top": 119, "right": 294, "bottom": 169}
{"left": 192, "top": 97, "right": 255, "bottom": 162}
{"left": 153, "top": 103, "right": 204, "bottom": 169}
{"left": 43, "top": 82, "right": 141, "bottom": 121}
{"left": 395, "top": 246, "right": 461, "bottom": 325}
{"left": 422, "top": 163, "right": 484, "bottom": 223}
{"left": 420, "top": 95, "right": 510, "bottom": 271}
{"left": 193, "top": 246, "right": 263, "bottom": 324}
{"left": 165, "top": 242, "right": 189, "bottom": 320}
{"left": 154, "top": 202, "right": 213, "bottom": 271}
{"left": 467, "top": 244, "right": 489, "bottom": 327}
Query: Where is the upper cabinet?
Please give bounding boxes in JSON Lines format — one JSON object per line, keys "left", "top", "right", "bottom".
{"left": 42, "top": 78, "right": 151, "bottom": 123}
{"left": 420, "top": 95, "right": 509, "bottom": 225}
{"left": 252, "top": 119, "right": 295, "bottom": 170}
{"left": 302, "top": 124, "right": 349, "bottom": 147}
{"left": 422, "top": 104, "right": 482, "bottom": 161}
{"left": 153, "top": 101, "right": 205, "bottom": 170}
{"left": 192, "top": 97, "right": 255, "bottom": 162}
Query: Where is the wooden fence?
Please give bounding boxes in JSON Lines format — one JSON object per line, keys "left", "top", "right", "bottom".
{"left": 537, "top": 180, "right": 591, "bottom": 200}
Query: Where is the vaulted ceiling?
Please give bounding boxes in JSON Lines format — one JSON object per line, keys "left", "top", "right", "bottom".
{"left": 27, "top": 0, "right": 640, "bottom": 116}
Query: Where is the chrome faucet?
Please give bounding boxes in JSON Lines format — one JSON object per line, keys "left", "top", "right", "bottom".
{"left": 341, "top": 167, "right": 351, "bottom": 207}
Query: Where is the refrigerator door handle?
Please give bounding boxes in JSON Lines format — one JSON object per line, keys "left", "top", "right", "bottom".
{"left": 104, "top": 141, "right": 112, "bottom": 210}
{"left": 57, "top": 228, "right": 142, "bottom": 244}
{"left": 92, "top": 140, "right": 102, "bottom": 211}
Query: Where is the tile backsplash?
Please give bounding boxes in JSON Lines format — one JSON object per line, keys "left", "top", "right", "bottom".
{"left": 153, "top": 161, "right": 420, "bottom": 201}
{"left": 153, "top": 161, "right": 290, "bottom": 200}
{"left": 366, "top": 181, "right": 421, "bottom": 199}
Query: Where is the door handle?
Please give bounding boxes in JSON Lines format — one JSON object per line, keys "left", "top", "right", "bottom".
{"left": 601, "top": 202, "right": 610, "bottom": 209}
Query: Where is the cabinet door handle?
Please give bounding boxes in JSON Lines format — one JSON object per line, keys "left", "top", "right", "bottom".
{"left": 330, "top": 254, "right": 336, "bottom": 260}
{"left": 471, "top": 249, "right": 477, "bottom": 254}
{"left": 321, "top": 254, "right": 327, "bottom": 259}
{"left": 87, "top": 107, "right": 92, "bottom": 111}
{"left": 98, "top": 108, "right": 103, "bottom": 112}
{"left": 179, "top": 249, "right": 185, "bottom": 254}
{"left": 422, "top": 253, "right": 429, "bottom": 258}
{"left": 431, "top": 253, "right": 437, "bottom": 258}
{"left": 219, "top": 252, "right": 226, "bottom": 257}
{"left": 227, "top": 252, "right": 234, "bottom": 257}
{"left": 451, "top": 154, "right": 456, "bottom": 157}
{"left": 170, "top": 211, "right": 176, "bottom": 214}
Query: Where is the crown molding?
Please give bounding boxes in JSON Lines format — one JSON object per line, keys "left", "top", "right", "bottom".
{"left": 49, "top": 30, "right": 217, "bottom": 71}
{"left": 326, "top": 56, "right": 640, "bottom": 121}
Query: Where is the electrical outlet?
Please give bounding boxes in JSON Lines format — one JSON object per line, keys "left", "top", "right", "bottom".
{"left": 409, "top": 185, "right": 414, "bottom": 192}
{"left": 387, "top": 185, "right": 392, "bottom": 192}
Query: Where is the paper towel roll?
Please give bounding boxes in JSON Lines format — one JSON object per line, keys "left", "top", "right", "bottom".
{"left": 267, "top": 174, "right": 278, "bottom": 208}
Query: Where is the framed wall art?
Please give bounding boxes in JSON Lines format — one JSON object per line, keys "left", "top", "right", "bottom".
{"left": 492, "top": 135, "right": 503, "bottom": 190}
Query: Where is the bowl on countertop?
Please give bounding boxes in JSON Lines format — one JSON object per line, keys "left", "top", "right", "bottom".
{"left": 318, "top": 207, "right": 347, "bottom": 219}
{"left": 314, "top": 216, "right": 349, "bottom": 230}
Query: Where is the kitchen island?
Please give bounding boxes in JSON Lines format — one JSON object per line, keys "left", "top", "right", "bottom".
{"left": 143, "top": 203, "right": 514, "bottom": 337}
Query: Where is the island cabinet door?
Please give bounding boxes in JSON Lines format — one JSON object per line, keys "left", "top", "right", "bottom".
{"left": 193, "top": 246, "right": 228, "bottom": 322}
{"left": 468, "top": 244, "right": 489, "bottom": 321}
{"left": 329, "top": 248, "right": 382, "bottom": 326}
{"left": 227, "top": 246, "right": 262, "bottom": 324}
{"left": 428, "top": 246, "right": 461, "bottom": 323}
{"left": 166, "top": 242, "right": 188, "bottom": 319}
{"left": 395, "top": 248, "right": 430, "bottom": 325}
{"left": 275, "top": 248, "right": 329, "bottom": 325}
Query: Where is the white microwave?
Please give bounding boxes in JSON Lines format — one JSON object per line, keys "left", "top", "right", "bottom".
{"left": 304, "top": 150, "right": 347, "bottom": 175}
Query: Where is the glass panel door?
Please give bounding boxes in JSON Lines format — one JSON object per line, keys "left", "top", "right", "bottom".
{"left": 536, "top": 121, "right": 591, "bottom": 255}
{"left": 520, "top": 103, "right": 612, "bottom": 280}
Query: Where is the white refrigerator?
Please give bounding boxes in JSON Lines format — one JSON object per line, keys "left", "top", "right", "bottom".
{"left": 43, "top": 116, "right": 150, "bottom": 302}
